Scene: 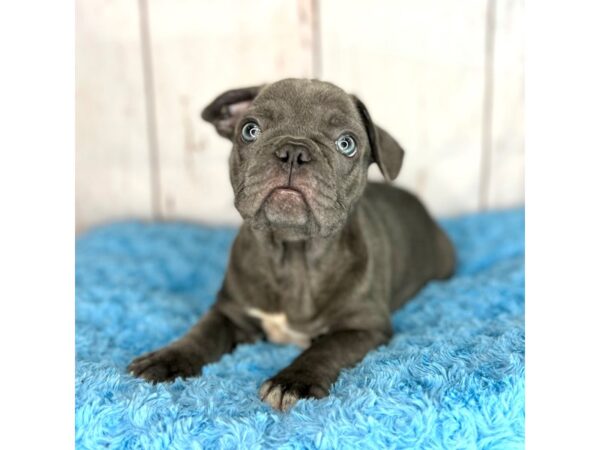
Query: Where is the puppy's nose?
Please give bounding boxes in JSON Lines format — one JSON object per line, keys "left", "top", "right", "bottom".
{"left": 274, "top": 145, "right": 312, "bottom": 165}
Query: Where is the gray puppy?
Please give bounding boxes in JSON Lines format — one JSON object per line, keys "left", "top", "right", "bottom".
{"left": 129, "top": 79, "right": 455, "bottom": 411}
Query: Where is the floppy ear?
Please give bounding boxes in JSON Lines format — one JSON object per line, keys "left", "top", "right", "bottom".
{"left": 201, "top": 86, "right": 263, "bottom": 140}
{"left": 353, "top": 96, "right": 405, "bottom": 181}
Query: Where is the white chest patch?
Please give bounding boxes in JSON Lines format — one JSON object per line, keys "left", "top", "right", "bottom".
{"left": 246, "top": 308, "right": 310, "bottom": 348}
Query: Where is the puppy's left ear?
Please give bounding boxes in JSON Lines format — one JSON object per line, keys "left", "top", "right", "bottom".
{"left": 201, "top": 85, "right": 263, "bottom": 140}
{"left": 353, "top": 96, "right": 405, "bottom": 181}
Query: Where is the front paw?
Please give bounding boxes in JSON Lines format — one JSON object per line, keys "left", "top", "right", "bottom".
{"left": 128, "top": 341, "right": 203, "bottom": 383}
{"left": 259, "top": 371, "right": 329, "bottom": 411}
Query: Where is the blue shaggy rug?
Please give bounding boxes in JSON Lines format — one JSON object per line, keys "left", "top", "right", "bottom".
{"left": 76, "top": 208, "right": 524, "bottom": 449}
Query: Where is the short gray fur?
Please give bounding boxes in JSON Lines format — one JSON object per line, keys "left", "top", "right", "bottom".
{"left": 128, "top": 79, "right": 455, "bottom": 411}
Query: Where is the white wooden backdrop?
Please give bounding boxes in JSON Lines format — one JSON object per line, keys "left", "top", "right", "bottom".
{"left": 76, "top": 0, "right": 523, "bottom": 232}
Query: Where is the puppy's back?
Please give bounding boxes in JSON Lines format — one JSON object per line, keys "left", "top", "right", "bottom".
{"left": 361, "top": 182, "right": 455, "bottom": 308}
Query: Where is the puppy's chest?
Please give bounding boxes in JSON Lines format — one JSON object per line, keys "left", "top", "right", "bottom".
{"left": 246, "top": 307, "right": 314, "bottom": 348}
{"left": 246, "top": 256, "right": 328, "bottom": 347}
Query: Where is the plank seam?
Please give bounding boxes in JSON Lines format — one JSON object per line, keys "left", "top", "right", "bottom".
{"left": 479, "top": 0, "right": 497, "bottom": 210}
{"left": 137, "top": 0, "right": 163, "bottom": 219}
{"left": 311, "top": 0, "right": 322, "bottom": 79}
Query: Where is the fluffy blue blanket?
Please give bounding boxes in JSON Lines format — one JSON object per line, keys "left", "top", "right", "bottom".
{"left": 76, "top": 209, "right": 524, "bottom": 449}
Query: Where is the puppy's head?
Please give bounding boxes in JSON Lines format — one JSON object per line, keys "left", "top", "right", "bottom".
{"left": 202, "top": 79, "right": 404, "bottom": 240}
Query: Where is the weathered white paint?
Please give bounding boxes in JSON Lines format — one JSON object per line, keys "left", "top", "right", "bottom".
{"left": 146, "top": 0, "right": 317, "bottom": 224}
{"left": 75, "top": 0, "right": 524, "bottom": 231}
{"left": 320, "top": 0, "right": 487, "bottom": 217}
{"left": 486, "top": 0, "right": 525, "bottom": 209}
{"left": 75, "top": 0, "right": 154, "bottom": 232}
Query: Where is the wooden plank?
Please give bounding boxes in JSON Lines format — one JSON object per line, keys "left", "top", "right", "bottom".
{"left": 319, "top": 0, "right": 487, "bottom": 217}
{"left": 76, "top": 0, "right": 154, "bottom": 232}
{"left": 147, "top": 0, "right": 317, "bottom": 224}
{"left": 487, "top": 0, "right": 525, "bottom": 209}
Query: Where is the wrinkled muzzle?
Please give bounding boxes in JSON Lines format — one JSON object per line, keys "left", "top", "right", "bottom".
{"left": 231, "top": 136, "right": 350, "bottom": 238}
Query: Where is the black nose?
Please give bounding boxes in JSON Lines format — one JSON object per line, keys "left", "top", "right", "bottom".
{"left": 274, "top": 145, "right": 312, "bottom": 165}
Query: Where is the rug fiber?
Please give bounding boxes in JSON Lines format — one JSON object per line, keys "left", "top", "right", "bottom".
{"left": 75, "top": 209, "right": 524, "bottom": 449}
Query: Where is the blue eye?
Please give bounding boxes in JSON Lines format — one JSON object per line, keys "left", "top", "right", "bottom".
{"left": 241, "top": 122, "right": 261, "bottom": 143}
{"left": 335, "top": 135, "right": 357, "bottom": 157}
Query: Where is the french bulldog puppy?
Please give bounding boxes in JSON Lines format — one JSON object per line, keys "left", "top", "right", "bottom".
{"left": 128, "top": 79, "right": 455, "bottom": 411}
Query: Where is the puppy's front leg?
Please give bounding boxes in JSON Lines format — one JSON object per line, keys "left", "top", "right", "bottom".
{"left": 128, "top": 306, "right": 243, "bottom": 383}
{"left": 260, "top": 329, "right": 390, "bottom": 411}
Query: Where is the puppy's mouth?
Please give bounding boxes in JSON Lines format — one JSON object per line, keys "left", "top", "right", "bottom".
{"left": 262, "top": 186, "right": 310, "bottom": 227}
{"left": 270, "top": 186, "right": 305, "bottom": 200}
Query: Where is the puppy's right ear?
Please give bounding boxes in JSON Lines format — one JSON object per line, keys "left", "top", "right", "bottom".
{"left": 201, "top": 86, "right": 263, "bottom": 140}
